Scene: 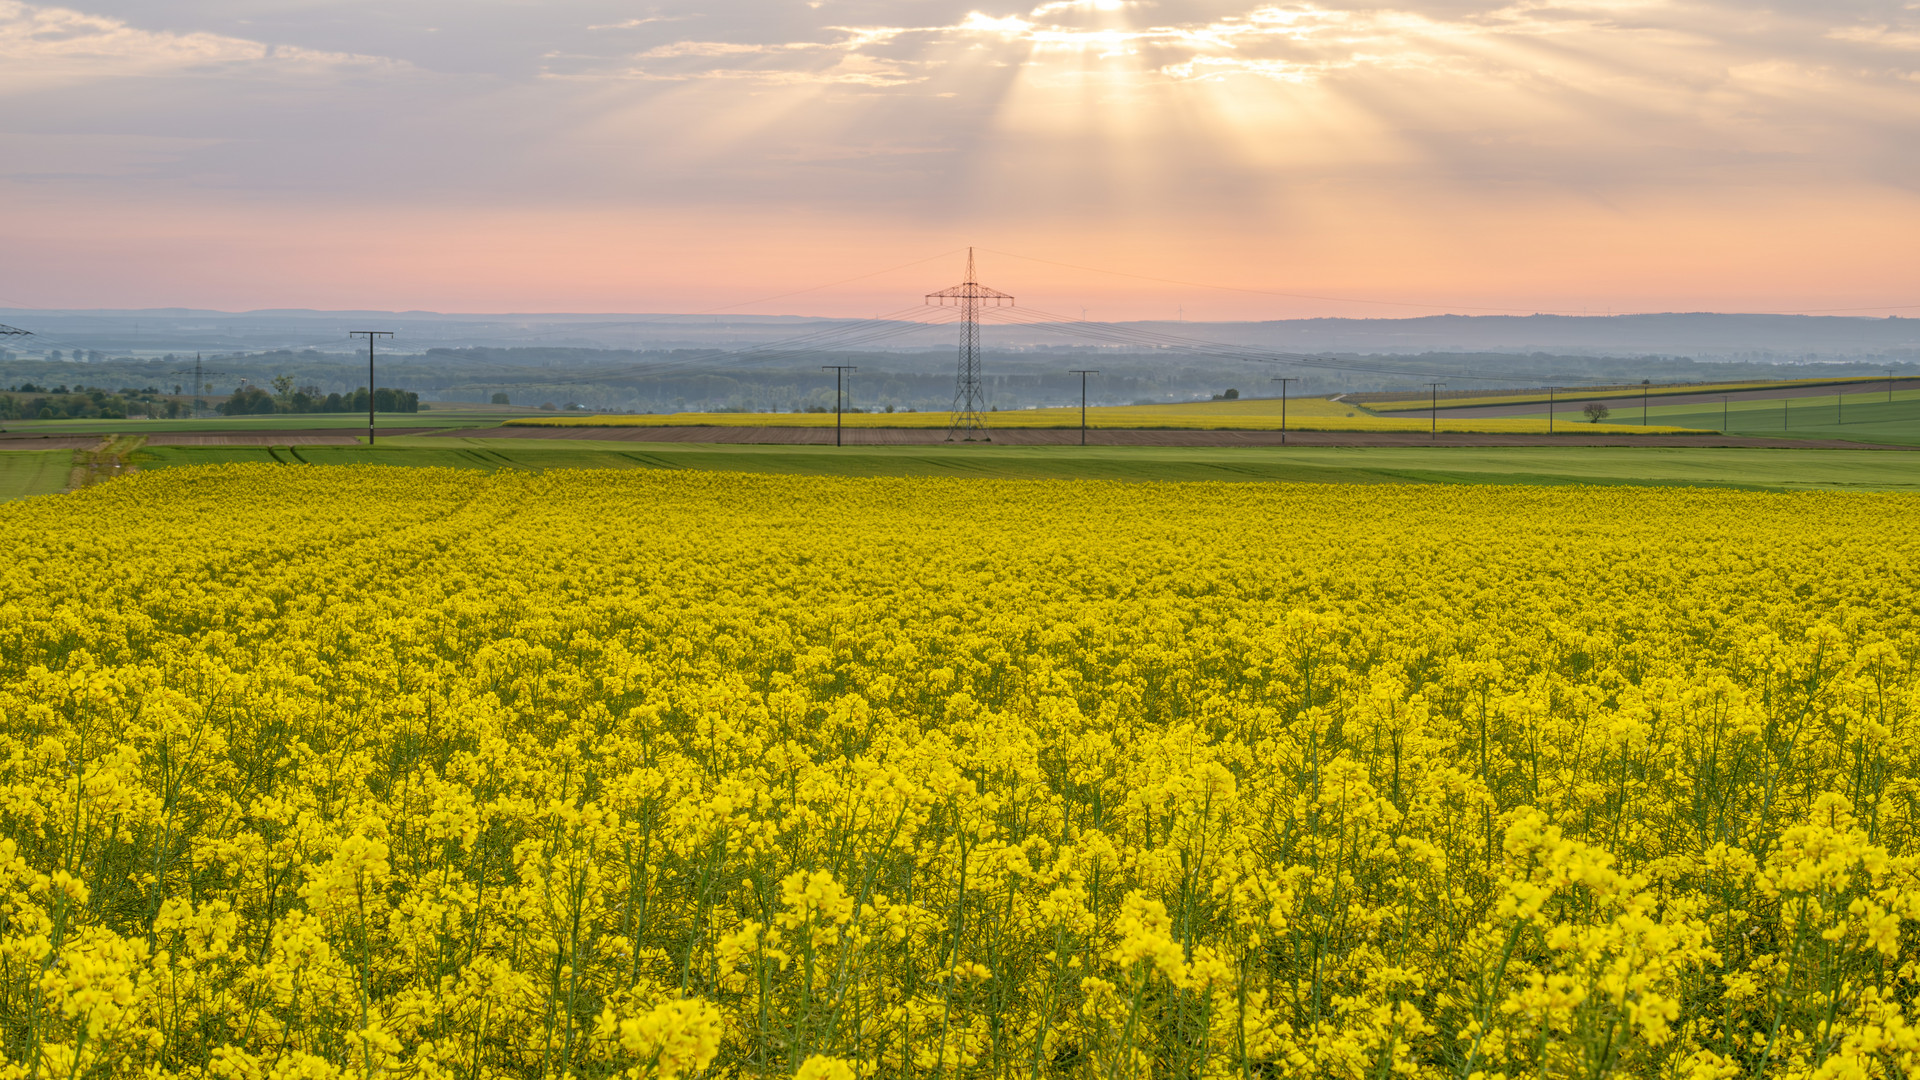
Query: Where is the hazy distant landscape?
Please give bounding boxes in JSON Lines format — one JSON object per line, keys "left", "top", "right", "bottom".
{"left": 6, "top": 308, "right": 1918, "bottom": 414}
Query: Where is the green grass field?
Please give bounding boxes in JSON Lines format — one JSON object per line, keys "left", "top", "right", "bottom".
{"left": 0, "top": 451, "right": 71, "bottom": 501}
{"left": 1500, "top": 388, "right": 1920, "bottom": 446}
{"left": 1365, "top": 376, "right": 1900, "bottom": 412}
{"left": 109, "top": 437, "right": 1920, "bottom": 492}
{"left": 1663, "top": 392, "right": 1920, "bottom": 446}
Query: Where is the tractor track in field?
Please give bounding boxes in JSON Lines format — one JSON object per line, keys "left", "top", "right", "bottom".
{"left": 67, "top": 436, "right": 144, "bottom": 491}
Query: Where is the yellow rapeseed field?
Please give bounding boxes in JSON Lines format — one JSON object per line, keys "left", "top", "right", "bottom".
{"left": 1, "top": 465, "right": 1916, "bottom": 1080}
{"left": 503, "top": 398, "right": 1704, "bottom": 435}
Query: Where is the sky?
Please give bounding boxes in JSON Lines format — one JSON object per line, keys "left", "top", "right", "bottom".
{"left": 2, "top": 0, "right": 1918, "bottom": 319}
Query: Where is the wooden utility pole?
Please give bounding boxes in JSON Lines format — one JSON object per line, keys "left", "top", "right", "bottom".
{"left": 1271, "top": 377, "right": 1297, "bottom": 445}
{"left": 822, "top": 364, "right": 857, "bottom": 446}
{"left": 350, "top": 331, "right": 394, "bottom": 445}
{"left": 1068, "top": 369, "right": 1099, "bottom": 446}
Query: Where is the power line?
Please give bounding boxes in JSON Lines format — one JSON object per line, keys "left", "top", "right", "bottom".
{"left": 653, "top": 248, "right": 966, "bottom": 320}
{"left": 293, "top": 249, "right": 975, "bottom": 353}
{"left": 979, "top": 304, "right": 1612, "bottom": 384}
{"left": 982, "top": 247, "right": 1572, "bottom": 315}
{"left": 980, "top": 246, "right": 1920, "bottom": 317}
{"left": 526, "top": 304, "right": 956, "bottom": 388}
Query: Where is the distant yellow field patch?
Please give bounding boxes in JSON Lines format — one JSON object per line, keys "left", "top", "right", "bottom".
{"left": 505, "top": 397, "right": 1707, "bottom": 435}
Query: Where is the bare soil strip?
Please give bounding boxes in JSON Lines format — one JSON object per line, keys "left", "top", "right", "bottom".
{"left": 433, "top": 425, "right": 1915, "bottom": 450}
{"left": 147, "top": 427, "right": 437, "bottom": 445}
{"left": 146, "top": 432, "right": 368, "bottom": 446}
{"left": 0, "top": 435, "right": 100, "bottom": 451}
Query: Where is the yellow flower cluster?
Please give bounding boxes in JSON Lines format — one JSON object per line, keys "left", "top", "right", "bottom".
{"left": 1, "top": 464, "right": 1917, "bottom": 1080}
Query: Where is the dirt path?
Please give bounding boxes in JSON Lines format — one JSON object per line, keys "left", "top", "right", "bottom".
{"left": 436, "top": 425, "right": 1917, "bottom": 450}
{"left": 68, "top": 436, "right": 145, "bottom": 491}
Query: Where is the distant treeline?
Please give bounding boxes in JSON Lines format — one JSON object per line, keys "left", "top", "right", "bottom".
{"left": 413, "top": 350, "right": 1200, "bottom": 414}
{"left": 218, "top": 385, "right": 420, "bottom": 415}
{"left": 1, "top": 383, "right": 181, "bottom": 420}
{"left": 6, "top": 346, "right": 1917, "bottom": 416}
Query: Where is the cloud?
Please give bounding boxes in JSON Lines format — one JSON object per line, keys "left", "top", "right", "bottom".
{"left": 1029, "top": 0, "right": 1138, "bottom": 16}
{"left": 524, "top": 0, "right": 1920, "bottom": 229}
{"left": 588, "top": 16, "right": 690, "bottom": 31}
{"left": 1827, "top": 24, "right": 1920, "bottom": 50}
{"left": 602, "top": 0, "right": 1920, "bottom": 144}
{"left": 611, "top": 3, "right": 1448, "bottom": 88}
{"left": 0, "top": 0, "right": 400, "bottom": 85}
{"left": 5, "top": 0, "right": 1920, "bottom": 317}
{"left": 639, "top": 40, "right": 830, "bottom": 58}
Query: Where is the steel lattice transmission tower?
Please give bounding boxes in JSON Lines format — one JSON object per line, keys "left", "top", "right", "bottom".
{"left": 927, "top": 249, "right": 1013, "bottom": 442}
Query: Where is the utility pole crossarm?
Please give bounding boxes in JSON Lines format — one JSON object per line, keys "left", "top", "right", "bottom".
{"left": 925, "top": 282, "right": 1016, "bottom": 304}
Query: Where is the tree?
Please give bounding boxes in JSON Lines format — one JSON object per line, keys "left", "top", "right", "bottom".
{"left": 219, "top": 386, "right": 276, "bottom": 416}
{"left": 1223, "top": 388, "right": 1240, "bottom": 399}
{"left": 1583, "top": 402, "right": 1611, "bottom": 423}
{"left": 271, "top": 375, "right": 296, "bottom": 401}
{"left": 491, "top": 392, "right": 511, "bottom": 405}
